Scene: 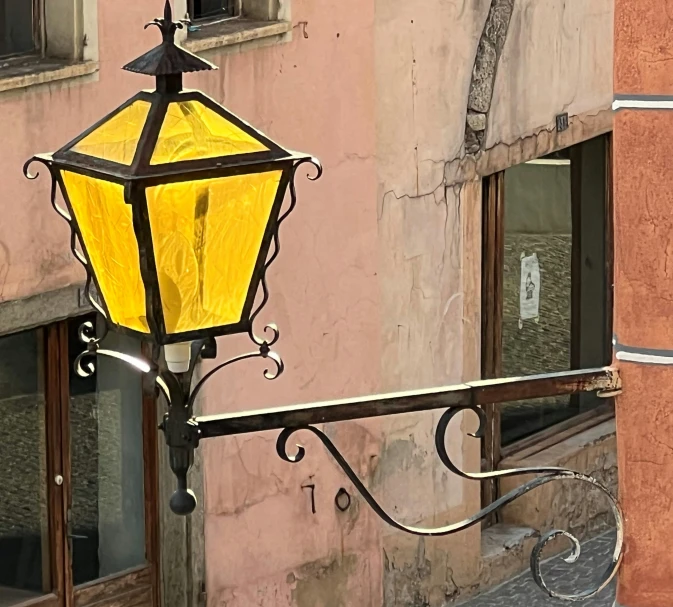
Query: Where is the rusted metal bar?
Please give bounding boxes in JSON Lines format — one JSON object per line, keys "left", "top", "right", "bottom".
{"left": 196, "top": 366, "right": 620, "bottom": 439}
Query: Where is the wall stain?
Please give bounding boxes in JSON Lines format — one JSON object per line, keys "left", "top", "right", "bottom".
{"left": 291, "top": 554, "right": 357, "bottom": 607}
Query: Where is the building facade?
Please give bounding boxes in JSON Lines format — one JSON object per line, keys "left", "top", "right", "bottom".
{"left": 0, "top": 1, "right": 618, "bottom": 607}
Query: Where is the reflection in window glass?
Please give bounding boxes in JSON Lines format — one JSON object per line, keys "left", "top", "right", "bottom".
{"left": 0, "top": 330, "right": 50, "bottom": 606}
{"left": 68, "top": 317, "right": 146, "bottom": 585}
{"left": 500, "top": 144, "right": 608, "bottom": 446}
{"left": 501, "top": 155, "right": 573, "bottom": 444}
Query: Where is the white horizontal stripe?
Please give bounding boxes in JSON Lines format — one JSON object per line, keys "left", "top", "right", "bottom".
{"left": 612, "top": 98, "right": 673, "bottom": 110}
{"left": 615, "top": 350, "right": 673, "bottom": 365}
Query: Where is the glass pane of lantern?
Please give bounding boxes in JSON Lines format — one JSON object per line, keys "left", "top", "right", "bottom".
{"left": 61, "top": 171, "right": 149, "bottom": 333}
{"left": 72, "top": 100, "right": 152, "bottom": 166}
{"left": 150, "top": 100, "right": 269, "bottom": 165}
{"left": 146, "top": 170, "right": 283, "bottom": 334}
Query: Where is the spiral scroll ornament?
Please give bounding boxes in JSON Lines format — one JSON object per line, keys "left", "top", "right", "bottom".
{"left": 276, "top": 406, "right": 622, "bottom": 601}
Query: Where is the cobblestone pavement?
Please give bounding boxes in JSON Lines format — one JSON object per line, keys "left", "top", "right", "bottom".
{"left": 458, "top": 530, "right": 617, "bottom": 607}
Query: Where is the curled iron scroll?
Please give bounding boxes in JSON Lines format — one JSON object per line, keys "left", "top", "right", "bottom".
{"left": 73, "top": 320, "right": 172, "bottom": 403}
{"left": 277, "top": 406, "right": 622, "bottom": 601}
{"left": 248, "top": 157, "right": 322, "bottom": 347}
{"left": 187, "top": 342, "right": 284, "bottom": 409}
{"left": 23, "top": 157, "right": 106, "bottom": 318}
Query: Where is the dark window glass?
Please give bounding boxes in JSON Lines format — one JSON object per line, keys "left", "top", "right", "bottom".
{"left": 0, "top": 0, "right": 35, "bottom": 58}
{"left": 500, "top": 137, "right": 610, "bottom": 445}
{"left": 192, "top": 0, "right": 233, "bottom": 20}
{"left": 68, "top": 316, "right": 146, "bottom": 585}
{"left": 0, "top": 329, "right": 50, "bottom": 606}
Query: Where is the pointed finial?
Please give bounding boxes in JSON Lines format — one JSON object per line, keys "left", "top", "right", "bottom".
{"left": 144, "top": 0, "right": 183, "bottom": 43}
{"left": 164, "top": 0, "right": 173, "bottom": 23}
{"left": 122, "top": 0, "right": 216, "bottom": 78}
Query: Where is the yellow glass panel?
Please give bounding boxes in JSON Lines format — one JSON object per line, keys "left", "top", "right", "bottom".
{"left": 146, "top": 171, "right": 282, "bottom": 334}
{"left": 72, "top": 100, "right": 152, "bottom": 166}
{"left": 150, "top": 101, "right": 269, "bottom": 165}
{"left": 62, "top": 171, "right": 149, "bottom": 333}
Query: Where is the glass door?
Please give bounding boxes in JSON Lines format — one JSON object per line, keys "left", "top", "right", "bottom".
{"left": 0, "top": 328, "right": 61, "bottom": 607}
{"left": 0, "top": 318, "right": 159, "bottom": 607}
{"left": 62, "top": 317, "right": 158, "bottom": 607}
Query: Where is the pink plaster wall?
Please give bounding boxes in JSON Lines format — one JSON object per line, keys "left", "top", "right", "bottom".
{"left": 1, "top": 0, "right": 617, "bottom": 604}
{"left": 2, "top": 0, "right": 382, "bottom": 605}
{"left": 188, "top": 2, "right": 384, "bottom": 604}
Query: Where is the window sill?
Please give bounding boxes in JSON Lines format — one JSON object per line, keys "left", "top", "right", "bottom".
{"left": 0, "top": 57, "right": 99, "bottom": 94}
{"left": 183, "top": 19, "right": 292, "bottom": 54}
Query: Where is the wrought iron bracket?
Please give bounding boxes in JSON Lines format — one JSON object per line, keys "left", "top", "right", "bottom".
{"left": 73, "top": 313, "right": 624, "bottom": 601}
{"left": 59, "top": 146, "right": 621, "bottom": 600}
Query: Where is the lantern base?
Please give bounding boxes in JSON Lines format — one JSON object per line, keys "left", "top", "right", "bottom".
{"left": 165, "top": 342, "right": 192, "bottom": 373}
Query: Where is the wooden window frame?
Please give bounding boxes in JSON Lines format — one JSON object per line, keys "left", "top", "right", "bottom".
{"left": 480, "top": 134, "right": 614, "bottom": 512}
{"left": 33, "top": 0, "right": 46, "bottom": 57}
{"left": 5, "top": 318, "right": 160, "bottom": 607}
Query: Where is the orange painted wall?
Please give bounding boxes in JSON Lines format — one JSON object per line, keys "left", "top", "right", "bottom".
{"left": 614, "top": 2, "right": 673, "bottom": 606}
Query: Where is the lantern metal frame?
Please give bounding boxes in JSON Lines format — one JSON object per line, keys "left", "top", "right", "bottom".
{"left": 24, "top": 0, "right": 319, "bottom": 346}
{"left": 24, "top": 2, "right": 624, "bottom": 602}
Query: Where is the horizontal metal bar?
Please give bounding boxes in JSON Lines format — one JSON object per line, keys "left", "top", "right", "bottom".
{"left": 195, "top": 367, "right": 620, "bottom": 439}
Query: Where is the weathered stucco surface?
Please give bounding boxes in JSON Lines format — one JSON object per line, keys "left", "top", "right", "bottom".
{"left": 0, "top": 0, "right": 615, "bottom": 605}
{"left": 486, "top": 0, "right": 614, "bottom": 148}
{"left": 613, "top": 3, "right": 673, "bottom": 593}
{"left": 500, "top": 421, "right": 618, "bottom": 544}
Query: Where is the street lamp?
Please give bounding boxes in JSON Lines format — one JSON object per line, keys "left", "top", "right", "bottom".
{"left": 25, "top": 0, "right": 320, "bottom": 514}
{"left": 24, "top": 2, "right": 624, "bottom": 600}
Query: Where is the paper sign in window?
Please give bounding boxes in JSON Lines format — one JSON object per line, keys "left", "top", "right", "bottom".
{"left": 519, "top": 252, "right": 540, "bottom": 327}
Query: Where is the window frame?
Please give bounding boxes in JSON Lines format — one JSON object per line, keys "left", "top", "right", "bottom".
{"left": 480, "top": 133, "right": 614, "bottom": 513}
{"left": 0, "top": 0, "right": 45, "bottom": 61}
{"left": 1, "top": 317, "right": 160, "bottom": 607}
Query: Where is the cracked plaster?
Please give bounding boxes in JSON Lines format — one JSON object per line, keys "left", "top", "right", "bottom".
{"left": 0, "top": 0, "right": 617, "bottom": 605}
{"left": 373, "top": 0, "right": 614, "bottom": 603}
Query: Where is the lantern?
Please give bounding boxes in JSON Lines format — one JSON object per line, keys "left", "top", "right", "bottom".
{"left": 25, "top": 0, "right": 319, "bottom": 354}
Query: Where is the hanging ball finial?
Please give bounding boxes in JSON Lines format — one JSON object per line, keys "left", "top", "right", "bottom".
{"left": 170, "top": 488, "right": 197, "bottom": 515}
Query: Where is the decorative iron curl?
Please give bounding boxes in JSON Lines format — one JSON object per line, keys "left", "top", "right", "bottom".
{"left": 435, "top": 406, "right": 622, "bottom": 600}
{"left": 74, "top": 320, "right": 101, "bottom": 378}
{"left": 72, "top": 320, "right": 173, "bottom": 403}
{"left": 23, "top": 157, "right": 106, "bottom": 317}
{"left": 188, "top": 345, "right": 284, "bottom": 408}
{"left": 23, "top": 158, "right": 42, "bottom": 181}
{"left": 248, "top": 157, "right": 322, "bottom": 348}
{"left": 277, "top": 407, "right": 623, "bottom": 602}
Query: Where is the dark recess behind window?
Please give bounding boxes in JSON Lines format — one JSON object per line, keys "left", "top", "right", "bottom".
{"left": 0, "top": 0, "right": 34, "bottom": 58}
{"left": 190, "top": 0, "right": 235, "bottom": 20}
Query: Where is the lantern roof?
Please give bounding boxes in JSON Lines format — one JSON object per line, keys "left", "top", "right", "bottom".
{"left": 48, "top": 88, "right": 297, "bottom": 183}
{"left": 123, "top": 0, "right": 215, "bottom": 77}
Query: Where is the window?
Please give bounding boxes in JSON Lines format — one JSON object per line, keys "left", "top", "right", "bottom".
{"left": 0, "top": 0, "right": 99, "bottom": 92}
{"left": 0, "top": 315, "right": 159, "bottom": 607}
{"left": 188, "top": 0, "right": 237, "bottom": 21}
{"left": 481, "top": 134, "right": 613, "bottom": 494}
{"left": 0, "top": 0, "right": 40, "bottom": 59}
{"left": 181, "top": 0, "right": 290, "bottom": 53}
